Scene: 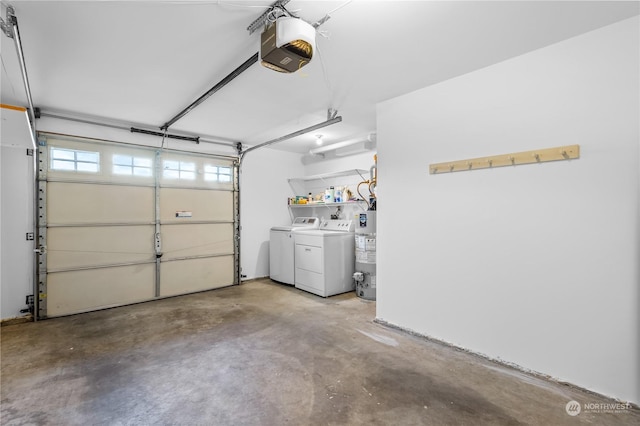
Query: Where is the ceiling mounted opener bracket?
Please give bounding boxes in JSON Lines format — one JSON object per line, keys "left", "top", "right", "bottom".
{"left": 247, "top": 0, "right": 292, "bottom": 35}
{"left": 0, "top": 5, "right": 16, "bottom": 38}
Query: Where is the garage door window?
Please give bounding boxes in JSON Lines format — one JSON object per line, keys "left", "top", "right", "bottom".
{"left": 113, "top": 155, "right": 153, "bottom": 177}
{"left": 204, "top": 165, "right": 232, "bottom": 182}
{"left": 50, "top": 147, "right": 100, "bottom": 173}
{"left": 163, "top": 160, "right": 195, "bottom": 180}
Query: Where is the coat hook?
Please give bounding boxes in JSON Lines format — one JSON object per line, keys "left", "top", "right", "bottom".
{"left": 533, "top": 153, "right": 540, "bottom": 161}
{"left": 508, "top": 156, "right": 515, "bottom": 164}
{"left": 488, "top": 159, "right": 493, "bottom": 167}
{"left": 467, "top": 161, "right": 473, "bottom": 169}
{"left": 449, "top": 164, "right": 454, "bottom": 172}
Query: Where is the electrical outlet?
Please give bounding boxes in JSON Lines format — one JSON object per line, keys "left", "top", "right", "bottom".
{"left": 26, "top": 232, "right": 34, "bottom": 241}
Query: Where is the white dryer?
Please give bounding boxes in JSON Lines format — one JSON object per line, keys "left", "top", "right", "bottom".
{"left": 269, "top": 217, "right": 319, "bottom": 285}
{"left": 293, "top": 220, "right": 355, "bottom": 297}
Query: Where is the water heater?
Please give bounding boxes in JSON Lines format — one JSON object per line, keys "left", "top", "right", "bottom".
{"left": 354, "top": 211, "right": 377, "bottom": 300}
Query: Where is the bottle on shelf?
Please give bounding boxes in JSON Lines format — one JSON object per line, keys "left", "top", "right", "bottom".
{"left": 334, "top": 186, "right": 343, "bottom": 203}
{"left": 325, "top": 187, "right": 335, "bottom": 203}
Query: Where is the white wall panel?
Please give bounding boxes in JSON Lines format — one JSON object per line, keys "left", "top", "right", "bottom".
{"left": 1, "top": 105, "right": 35, "bottom": 320}
{"left": 0, "top": 145, "right": 34, "bottom": 319}
{"left": 240, "top": 148, "right": 304, "bottom": 280}
{"left": 376, "top": 17, "right": 639, "bottom": 403}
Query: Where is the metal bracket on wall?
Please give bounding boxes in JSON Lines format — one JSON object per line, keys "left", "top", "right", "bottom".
{"left": 36, "top": 143, "right": 48, "bottom": 319}
{"left": 429, "top": 145, "right": 580, "bottom": 174}
{"left": 154, "top": 150, "right": 162, "bottom": 297}
{"left": 233, "top": 160, "right": 241, "bottom": 285}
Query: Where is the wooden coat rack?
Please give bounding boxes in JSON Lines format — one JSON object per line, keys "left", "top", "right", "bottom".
{"left": 429, "top": 145, "right": 580, "bottom": 174}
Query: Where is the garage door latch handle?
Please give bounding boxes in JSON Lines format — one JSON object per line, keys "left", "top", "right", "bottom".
{"left": 155, "top": 233, "right": 162, "bottom": 253}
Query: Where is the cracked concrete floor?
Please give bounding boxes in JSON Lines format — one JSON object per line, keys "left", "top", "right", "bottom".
{"left": 1, "top": 279, "right": 638, "bottom": 425}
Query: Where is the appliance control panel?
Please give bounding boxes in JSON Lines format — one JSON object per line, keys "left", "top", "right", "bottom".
{"left": 321, "top": 220, "right": 354, "bottom": 232}
{"left": 292, "top": 217, "right": 320, "bottom": 227}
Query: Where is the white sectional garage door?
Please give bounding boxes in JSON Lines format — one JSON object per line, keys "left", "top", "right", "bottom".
{"left": 37, "top": 135, "right": 238, "bottom": 318}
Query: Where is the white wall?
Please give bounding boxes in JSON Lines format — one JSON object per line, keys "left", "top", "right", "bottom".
{"left": 0, "top": 108, "right": 35, "bottom": 320}
{"left": 376, "top": 16, "right": 639, "bottom": 404}
{"left": 0, "top": 146, "right": 34, "bottom": 319}
{"left": 240, "top": 148, "right": 304, "bottom": 280}
{"left": 239, "top": 142, "right": 377, "bottom": 281}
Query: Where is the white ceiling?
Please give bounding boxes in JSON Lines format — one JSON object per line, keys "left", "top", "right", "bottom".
{"left": 1, "top": 1, "right": 638, "bottom": 154}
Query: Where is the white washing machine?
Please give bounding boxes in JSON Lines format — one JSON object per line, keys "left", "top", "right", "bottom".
{"left": 269, "top": 217, "right": 319, "bottom": 285}
{"left": 293, "top": 220, "right": 355, "bottom": 297}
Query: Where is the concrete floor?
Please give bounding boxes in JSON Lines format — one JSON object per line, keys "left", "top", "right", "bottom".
{"left": 1, "top": 279, "right": 638, "bottom": 425}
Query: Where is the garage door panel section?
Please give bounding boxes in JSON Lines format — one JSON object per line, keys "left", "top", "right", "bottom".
{"left": 39, "top": 135, "right": 238, "bottom": 318}
{"left": 160, "top": 256, "right": 234, "bottom": 297}
{"left": 47, "top": 225, "right": 155, "bottom": 270}
{"left": 159, "top": 152, "right": 234, "bottom": 191}
{"left": 157, "top": 151, "right": 236, "bottom": 299}
{"left": 47, "top": 138, "right": 156, "bottom": 186}
{"left": 161, "top": 223, "right": 234, "bottom": 260}
{"left": 160, "top": 188, "right": 233, "bottom": 223}
{"left": 47, "top": 264, "right": 155, "bottom": 317}
{"left": 48, "top": 182, "right": 154, "bottom": 225}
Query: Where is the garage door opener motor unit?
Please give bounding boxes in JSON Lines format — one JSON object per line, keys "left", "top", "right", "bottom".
{"left": 261, "top": 17, "right": 315, "bottom": 73}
